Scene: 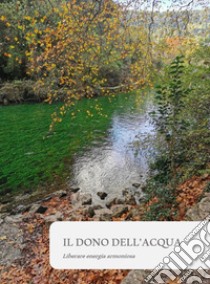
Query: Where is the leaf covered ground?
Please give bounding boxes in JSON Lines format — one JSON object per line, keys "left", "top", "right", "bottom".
{"left": 0, "top": 174, "right": 210, "bottom": 283}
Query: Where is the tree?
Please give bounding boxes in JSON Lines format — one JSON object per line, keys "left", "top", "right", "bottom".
{"left": 23, "top": 0, "right": 151, "bottom": 127}
{"left": 155, "top": 56, "right": 191, "bottom": 190}
{"left": 0, "top": 0, "right": 62, "bottom": 79}
{"left": 0, "top": 0, "right": 209, "bottom": 104}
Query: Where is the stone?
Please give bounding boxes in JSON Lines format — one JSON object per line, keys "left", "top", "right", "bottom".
{"left": 132, "top": 183, "right": 141, "bottom": 188}
{"left": 111, "top": 205, "right": 128, "bottom": 218}
{"left": 186, "top": 196, "right": 210, "bottom": 221}
{"left": 99, "top": 213, "right": 112, "bottom": 221}
{"left": 59, "top": 191, "right": 67, "bottom": 198}
{"left": 115, "top": 198, "right": 126, "bottom": 205}
{"left": 126, "top": 206, "right": 145, "bottom": 220}
{"left": 106, "top": 198, "right": 116, "bottom": 208}
{"left": 0, "top": 240, "right": 22, "bottom": 265}
{"left": 91, "top": 204, "right": 103, "bottom": 210}
{"left": 141, "top": 186, "right": 147, "bottom": 192}
{"left": 0, "top": 198, "right": 11, "bottom": 205}
{"left": 122, "top": 189, "right": 129, "bottom": 196}
{"left": 94, "top": 208, "right": 113, "bottom": 221}
{"left": 0, "top": 222, "right": 23, "bottom": 265}
{"left": 29, "top": 203, "right": 41, "bottom": 214}
{"left": 44, "top": 212, "right": 63, "bottom": 224}
{"left": 125, "top": 195, "right": 137, "bottom": 206}
{"left": 42, "top": 196, "right": 52, "bottom": 202}
{"left": 202, "top": 173, "right": 209, "bottom": 180}
{"left": 139, "top": 196, "right": 147, "bottom": 202}
{"left": 84, "top": 207, "right": 95, "bottom": 218}
{"left": 4, "top": 215, "right": 23, "bottom": 224}
{"left": 106, "top": 197, "right": 126, "bottom": 208}
{"left": 121, "top": 270, "right": 150, "bottom": 284}
{"left": 121, "top": 188, "right": 137, "bottom": 205}
{"left": 198, "top": 198, "right": 210, "bottom": 215}
{"left": 122, "top": 270, "right": 209, "bottom": 284}
{"left": 13, "top": 204, "right": 30, "bottom": 214}
{"left": 80, "top": 194, "right": 92, "bottom": 205}
{"left": 55, "top": 212, "right": 63, "bottom": 221}
{"left": 0, "top": 213, "right": 7, "bottom": 219}
{"left": 14, "top": 193, "right": 30, "bottom": 202}
{"left": 71, "top": 192, "right": 81, "bottom": 205}
{"left": 97, "top": 192, "right": 108, "bottom": 200}
{"left": 65, "top": 208, "right": 82, "bottom": 221}
{"left": 130, "top": 208, "right": 141, "bottom": 218}
{"left": 36, "top": 206, "right": 48, "bottom": 214}
{"left": 95, "top": 208, "right": 112, "bottom": 215}
{"left": 69, "top": 187, "right": 80, "bottom": 193}
{"left": 122, "top": 188, "right": 136, "bottom": 196}
{"left": 186, "top": 207, "right": 200, "bottom": 221}
{"left": 92, "top": 216, "right": 100, "bottom": 221}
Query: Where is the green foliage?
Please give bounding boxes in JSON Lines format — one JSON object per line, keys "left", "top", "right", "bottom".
{"left": 99, "top": 61, "right": 124, "bottom": 87}
{"left": 144, "top": 51, "right": 210, "bottom": 220}
{"left": 155, "top": 55, "right": 191, "bottom": 188}
{"left": 155, "top": 56, "right": 189, "bottom": 135}
{"left": 144, "top": 202, "right": 174, "bottom": 221}
{"left": 142, "top": 157, "right": 177, "bottom": 221}
{"left": 177, "top": 44, "right": 210, "bottom": 177}
{"left": 205, "top": 182, "right": 210, "bottom": 193}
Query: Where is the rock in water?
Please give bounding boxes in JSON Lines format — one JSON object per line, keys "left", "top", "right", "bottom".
{"left": 125, "top": 195, "right": 137, "bottom": 206}
{"left": 132, "top": 183, "right": 141, "bottom": 188}
{"left": 97, "top": 192, "right": 108, "bottom": 200}
{"left": 106, "top": 198, "right": 117, "bottom": 208}
{"left": 69, "top": 187, "right": 80, "bottom": 193}
{"left": 84, "top": 207, "right": 95, "bottom": 218}
{"left": 80, "top": 194, "right": 92, "bottom": 205}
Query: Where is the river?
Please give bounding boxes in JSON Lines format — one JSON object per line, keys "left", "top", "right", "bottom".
{"left": 0, "top": 91, "right": 156, "bottom": 200}
{"left": 70, "top": 96, "right": 156, "bottom": 202}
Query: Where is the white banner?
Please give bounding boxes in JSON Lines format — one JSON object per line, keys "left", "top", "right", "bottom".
{"left": 49, "top": 221, "right": 210, "bottom": 269}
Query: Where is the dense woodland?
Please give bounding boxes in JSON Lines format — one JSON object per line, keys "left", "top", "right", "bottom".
{"left": 0, "top": 0, "right": 210, "bottom": 283}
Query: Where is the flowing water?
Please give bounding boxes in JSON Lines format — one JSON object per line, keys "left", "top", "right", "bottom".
{"left": 70, "top": 93, "right": 156, "bottom": 202}
{"left": 0, "top": 92, "right": 156, "bottom": 200}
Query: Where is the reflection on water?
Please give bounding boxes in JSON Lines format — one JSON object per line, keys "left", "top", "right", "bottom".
{"left": 71, "top": 97, "right": 156, "bottom": 202}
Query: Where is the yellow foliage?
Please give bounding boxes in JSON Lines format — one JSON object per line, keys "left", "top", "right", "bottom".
{"left": 0, "top": 15, "right": 6, "bottom": 21}
{"left": 4, "top": 52, "right": 11, "bottom": 58}
{"left": 24, "top": 16, "right": 31, "bottom": 21}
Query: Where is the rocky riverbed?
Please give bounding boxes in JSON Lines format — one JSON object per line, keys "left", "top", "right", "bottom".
{"left": 1, "top": 176, "right": 210, "bottom": 283}
{"left": 0, "top": 186, "right": 146, "bottom": 267}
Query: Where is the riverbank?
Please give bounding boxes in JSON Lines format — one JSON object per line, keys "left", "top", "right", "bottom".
{"left": 0, "top": 174, "right": 210, "bottom": 283}
{"left": 0, "top": 186, "right": 144, "bottom": 283}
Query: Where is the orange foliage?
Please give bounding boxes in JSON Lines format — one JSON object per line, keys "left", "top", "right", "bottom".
{"left": 0, "top": 193, "right": 130, "bottom": 283}
{"left": 1, "top": 0, "right": 152, "bottom": 129}
{"left": 166, "top": 36, "right": 185, "bottom": 49}
{"left": 176, "top": 175, "right": 210, "bottom": 220}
